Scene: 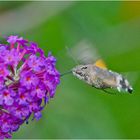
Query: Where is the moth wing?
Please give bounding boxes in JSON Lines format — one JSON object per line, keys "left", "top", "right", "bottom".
{"left": 66, "top": 39, "right": 101, "bottom": 65}
{"left": 66, "top": 39, "right": 108, "bottom": 70}
{"left": 94, "top": 59, "right": 107, "bottom": 70}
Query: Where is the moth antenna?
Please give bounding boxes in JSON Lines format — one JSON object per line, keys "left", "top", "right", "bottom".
{"left": 60, "top": 70, "right": 72, "bottom": 77}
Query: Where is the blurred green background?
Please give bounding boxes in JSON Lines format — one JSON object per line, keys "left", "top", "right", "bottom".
{"left": 0, "top": 1, "right": 140, "bottom": 139}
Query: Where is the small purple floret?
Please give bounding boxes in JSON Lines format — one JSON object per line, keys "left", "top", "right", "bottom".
{"left": 0, "top": 35, "right": 60, "bottom": 138}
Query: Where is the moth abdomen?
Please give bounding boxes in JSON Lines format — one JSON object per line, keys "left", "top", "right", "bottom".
{"left": 117, "top": 76, "right": 133, "bottom": 93}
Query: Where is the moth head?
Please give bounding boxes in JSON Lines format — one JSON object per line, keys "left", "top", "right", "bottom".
{"left": 72, "top": 65, "right": 88, "bottom": 80}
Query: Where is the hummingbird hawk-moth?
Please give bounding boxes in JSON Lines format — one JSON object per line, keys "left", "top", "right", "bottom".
{"left": 62, "top": 40, "right": 133, "bottom": 94}
{"left": 72, "top": 62, "right": 133, "bottom": 93}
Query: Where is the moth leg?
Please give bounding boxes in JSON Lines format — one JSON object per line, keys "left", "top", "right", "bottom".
{"left": 102, "top": 89, "right": 116, "bottom": 95}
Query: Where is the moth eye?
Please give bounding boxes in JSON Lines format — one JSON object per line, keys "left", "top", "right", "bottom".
{"left": 81, "top": 66, "right": 87, "bottom": 70}
{"left": 76, "top": 71, "right": 82, "bottom": 74}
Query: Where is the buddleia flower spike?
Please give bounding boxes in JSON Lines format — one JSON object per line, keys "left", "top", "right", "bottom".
{"left": 0, "top": 35, "right": 60, "bottom": 138}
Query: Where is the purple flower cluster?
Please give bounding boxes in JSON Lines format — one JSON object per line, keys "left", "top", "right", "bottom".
{"left": 0, "top": 35, "right": 60, "bottom": 138}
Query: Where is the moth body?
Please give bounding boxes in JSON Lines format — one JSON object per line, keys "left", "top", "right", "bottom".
{"left": 72, "top": 64, "right": 133, "bottom": 93}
